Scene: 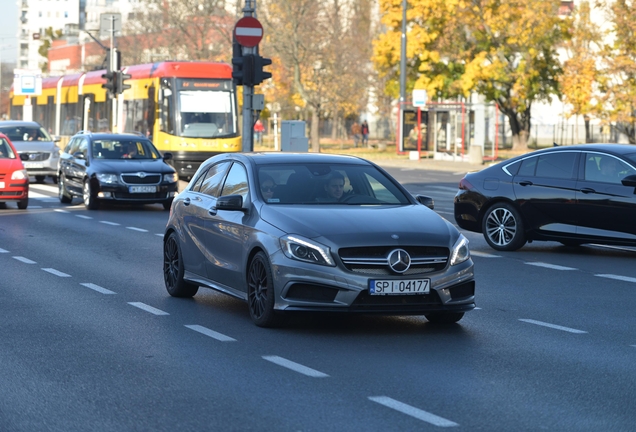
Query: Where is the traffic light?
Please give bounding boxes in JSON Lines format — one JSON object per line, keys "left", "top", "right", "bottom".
{"left": 232, "top": 54, "right": 254, "bottom": 86}
{"left": 253, "top": 55, "right": 272, "bottom": 86}
{"left": 117, "top": 71, "right": 132, "bottom": 94}
{"left": 101, "top": 71, "right": 118, "bottom": 98}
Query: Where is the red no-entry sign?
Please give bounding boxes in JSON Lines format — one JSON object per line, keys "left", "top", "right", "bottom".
{"left": 234, "top": 16, "right": 263, "bottom": 48}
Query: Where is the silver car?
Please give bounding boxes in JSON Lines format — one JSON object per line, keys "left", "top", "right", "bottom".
{"left": 163, "top": 153, "right": 475, "bottom": 327}
{"left": 0, "top": 120, "right": 61, "bottom": 183}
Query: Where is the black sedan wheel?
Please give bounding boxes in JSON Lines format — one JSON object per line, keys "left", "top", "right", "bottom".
{"left": 163, "top": 232, "right": 199, "bottom": 297}
{"left": 247, "top": 252, "right": 281, "bottom": 327}
{"left": 59, "top": 175, "right": 72, "bottom": 203}
{"left": 425, "top": 312, "right": 464, "bottom": 324}
{"left": 83, "top": 180, "right": 99, "bottom": 210}
{"left": 482, "top": 202, "right": 526, "bottom": 251}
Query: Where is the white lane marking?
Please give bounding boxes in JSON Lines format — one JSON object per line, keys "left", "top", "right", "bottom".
{"left": 0, "top": 248, "right": 8, "bottom": 253}
{"left": 185, "top": 325, "right": 236, "bottom": 342}
{"left": 426, "top": 186, "right": 458, "bottom": 192}
{"left": 80, "top": 282, "right": 116, "bottom": 295}
{"left": 54, "top": 209, "right": 70, "bottom": 213}
{"left": 519, "top": 319, "right": 587, "bottom": 334}
{"left": 13, "top": 256, "right": 36, "bottom": 264}
{"left": 155, "top": 233, "right": 164, "bottom": 237}
{"left": 631, "top": 345, "right": 636, "bottom": 348}
{"left": 262, "top": 355, "right": 329, "bottom": 378}
{"left": 470, "top": 251, "right": 501, "bottom": 258}
{"left": 27, "top": 191, "right": 52, "bottom": 198}
{"left": 126, "top": 227, "right": 149, "bottom": 233}
{"left": 100, "top": 221, "right": 120, "bottom": 226}
{"left": 595, "top": 274, "right": 636, "bottom": 284}
{"left": 436, "top": 210, "right": 453, "bottom": 215}
{"left": 399, "top": 168, "right": 416, "bottom": 172}
{"left": 29, "top": 205, "right": 43, "bottom": 208}
{"left": 127, "top": 302, "right": 169, "bottom": 315}
{"left": 526, "top": 262, "right": 577, "bottom": 271}
{"left": 368, "top": 396, "right": 459, "bottom": 427}
{"left": 76, "top": 215, "right": 92, "bottom": 219}
{"left": 42, "top": 268, "right": 71, "bottom": 277}
{"left": 474, "top": 307, "right": 482, "bottom": 310}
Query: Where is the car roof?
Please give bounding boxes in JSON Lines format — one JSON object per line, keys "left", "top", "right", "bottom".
{"left": 240, "top": 152, "right": 372, "bottom": 166}
{"left": 74, "top": 132, "right": 150, "bottom": 141}
{"left": 0, "top": 120, "right": 43, "bottom": 128}
{"left": 517, "top": 144, "right": 636, "bottom": 157}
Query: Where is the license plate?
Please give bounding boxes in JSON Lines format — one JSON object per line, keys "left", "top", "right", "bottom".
{"left": 369, "top": 279, "right": 430, "bottom": 295}
{"left": 23, "top": 162, "right": 44, "bottom": 168}
{"left": 0, "top": 182, "right": 4, "bottom": 189}
{"left": 129, "top": 185, "right": 157, "bottom": 193}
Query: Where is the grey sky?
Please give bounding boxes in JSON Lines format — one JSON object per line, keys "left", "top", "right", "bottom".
{"left": 1, "top": 0, "right": 19, "bottom": 63}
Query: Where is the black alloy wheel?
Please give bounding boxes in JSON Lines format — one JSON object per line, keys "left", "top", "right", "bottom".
{"left": 83, "top": 180, "right": 99, "bottom": 210}
{"left": 247, "top": 252, "right": 281, "bottom": 327}
{"left": 482, "top": 202, "right": 526, "bottom": 251}
{"left": 59, "top": 174, "right": 72, "bottom": 203}
{"left": 424, "top": 312, "right": 465, "bottom": 324}
{"left": 163, "top": 232, "right": 199, "bottom": 297}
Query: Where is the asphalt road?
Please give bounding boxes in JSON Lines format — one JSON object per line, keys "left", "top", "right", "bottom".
{"left": 1, "top": 169, "right": 635, "bottom": 431}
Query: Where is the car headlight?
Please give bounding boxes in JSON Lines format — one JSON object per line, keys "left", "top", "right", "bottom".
{"left": 96, "top": 173, "right": 118, "bottom": 184}
{"left": 280, "top": 234, "right": 335, "bottom": 266}
{"left": 163, "top": 173, "right": 178, "bottom": 183}
{"left": 52, "top": 147, "right": 60, "bottom": 158}
{"left": 450, "top": 234, "right": 470, "bottom": 266}
{"left": 11, "top": 169, "right": 28, "bottom": 180}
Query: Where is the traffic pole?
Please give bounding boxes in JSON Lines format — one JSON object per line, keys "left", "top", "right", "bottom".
{"left": 241, "top": 0, "right": 256, "bottom": 152}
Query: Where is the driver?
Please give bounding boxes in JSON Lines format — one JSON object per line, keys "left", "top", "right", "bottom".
{"left": 317, "top": 172, "right": 346, "bottom": 202}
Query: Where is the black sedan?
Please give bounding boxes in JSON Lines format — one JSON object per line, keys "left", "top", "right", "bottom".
{"left": 164, "top": 152, "right": 475, "bottom": 327}
{"left": 454, "top": 144, "right": 636, "bottom": 251}
{"left": 58, "top": 132, "right": 179, "bottom": 210}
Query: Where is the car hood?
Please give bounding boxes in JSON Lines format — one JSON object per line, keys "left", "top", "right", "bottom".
{"left": 11, "top": 141, "right": 57, "bottom": 152}
{"left": 260, "top": 204, "right": 456, "bottom": 248}
{"left": 0, "top": 158, "right": 26, "bottom": 173}
{"left": 93, "top": 159, "right": 175, "bottom": 173}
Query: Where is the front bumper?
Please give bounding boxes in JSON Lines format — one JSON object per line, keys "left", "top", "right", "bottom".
{"left": 95, "top": 182, "right": 179, "bottom": 204}
{"left": 20, "top": 153, "right": 59, "bottom": 177}
{"left": 0, "top": 181, "right": 29, "bottom": 202}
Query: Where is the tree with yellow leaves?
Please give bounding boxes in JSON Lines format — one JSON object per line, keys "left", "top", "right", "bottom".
{"left": 374, "top": 0, "right": 567, "bottom": 150}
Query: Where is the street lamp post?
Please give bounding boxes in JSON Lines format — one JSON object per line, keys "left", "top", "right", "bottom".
{"left": 398, "top": 0, "right": 407, "bottom": 152}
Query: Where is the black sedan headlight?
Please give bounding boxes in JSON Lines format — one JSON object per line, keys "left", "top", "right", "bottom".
{"left": 163, "top": 173, "right": 178, "bottom": 183}
{"left": 450, "top": 234, "right": 470, "bottom": 266}
{"left": 96, "top": 173, "right": 118, "bottom": 184}
{"left": 280, "top": 234, "right": 335, "bottom": 266}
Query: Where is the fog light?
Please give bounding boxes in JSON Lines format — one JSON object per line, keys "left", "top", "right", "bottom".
{"left": 168, "top": 191, "right": 176, "bottom": 197}
{"left": 98, "top": 191, "right": 112, "bottom": 198}
{"left": 441, "top": 289, "right": 450, "bottom": 297}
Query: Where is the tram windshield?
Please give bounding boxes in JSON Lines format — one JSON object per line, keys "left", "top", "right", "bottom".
{"left": 176, "top": 79, "right": 237, "bottom": 138}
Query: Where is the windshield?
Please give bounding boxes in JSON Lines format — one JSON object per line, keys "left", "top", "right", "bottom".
{"left": 0, "top": 125, "right": 52, "bottom": 142}
{"left": 0, "top": 138, "right": 17, "bottom": 159}
{"left": 91, "top": 139, "right": 162, "bottom": 160}
{"left": 176, "top": 79, "right": 237, "bottom": 138}
{"left": 257, "top": 163, "right": 411, "bottom": 205}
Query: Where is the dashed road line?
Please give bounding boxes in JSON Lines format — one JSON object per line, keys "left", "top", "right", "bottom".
{"left": 526, "top": 262, "right": 577, "bottom": 271}
{"left": 0, "top": 248, "right": 8, "bottom": 253}
{"left": 470, "top": 251, "right": 501, "bottom": 258}
{"left": 54, "top": 209, "right": 70, "bottom": 213}
{"left": 262, "top": 355, "right": 329, "bottom": 378}
{"left": 76, "top": 215, "right": 92, "bottom": 219}
{"left": 519, "top": 319, "right": 587, "bottom": 334}
{"left": 368, "top": 396, "right": 459, "bottom": 427}
{"left": 595, "top": 274, "right": 636, "bottom": 283}
{"left": 185, "top": 325, "right": 236, "bottom": 342}
{"left": 127, "top": 302, "right": 169, "bottom": 316}
{"left": 80, "top": 282, "right": 116, "bottom": 295}
{"left": 155, "top": 233, "right": 164, "bottom": 237}
{"left": 127, "top": 227, "right": 149, "bottom": 232}
{"left": 99, "top": 221, "right": 120, "bottom": 226}
{"left": 42, "top": 268, "right": 71, "bottom": 277}
{"left": 13, "top": 256, "right": 36, "bottom": 264}
{"left": 29, "top": 205, "right": 43, "bottom": 209}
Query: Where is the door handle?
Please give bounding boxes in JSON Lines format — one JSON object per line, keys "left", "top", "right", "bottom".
{"left": 183, "top": 198, "right": 191, "bottom": 205}
{"left": 518, "top": 181, "right": 533, "bottom": 186}
{"left": 579, "top": 187, "right": 596, "bottom": 194}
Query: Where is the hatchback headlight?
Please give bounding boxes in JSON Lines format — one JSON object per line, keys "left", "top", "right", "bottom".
{"left": 163, "top": 173, "right": 178, "bottom": 183}
{"left": 11, "top": 169, "right": 28, "bottom": 180}
{"left": 280, "top": 234, "right": 335, "bottom": 266}
{"left": 450, "top": 234, "right": 470, "bottom": 266}
{"left": 96, "top": 173, "right": 118, "bottom": 184}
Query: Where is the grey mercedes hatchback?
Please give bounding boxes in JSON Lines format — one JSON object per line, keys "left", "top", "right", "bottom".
{"left": 163, "top": 152, "right": 475, "bottom": 327}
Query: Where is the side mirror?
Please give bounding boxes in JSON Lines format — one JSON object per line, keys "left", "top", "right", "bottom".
{"left": 73, "top": 151, "right": 86, "bottom": 160}
{"left": 416, "top": 195, "right": 435, "bottom": 210}
{"left": 215, "top": 194, "right": 245, "bottom": 212}
{"left": 621, "top": 174, "right": 636, "bottom": 188}
{"left": 53, "top": 135, "right": 61, "bottom": 143}
{"left": 163, "top": 152, "right": 173, "bottom": 161}
{"left": 19, "top": 153, "right": 29, "bottom": 161}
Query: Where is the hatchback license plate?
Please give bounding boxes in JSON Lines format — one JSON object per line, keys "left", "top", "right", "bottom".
{"left": 129, "top": 185, "right": 157, "bottom": 193}
{"left": 369, "top": 279, "right": 430, "bottom": 295}
{"left": 23, "top": 162, "right": 44, "bottom": 168}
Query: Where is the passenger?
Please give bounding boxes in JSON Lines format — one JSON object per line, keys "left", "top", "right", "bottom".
{"left": 260, "top": 174, "right": 277, "bottom": 201}
{"left": 317, "top": 172, "right": 346, "bottom": 202}
{"left": 600, "top": 157, "right": 622, "bottom": 180}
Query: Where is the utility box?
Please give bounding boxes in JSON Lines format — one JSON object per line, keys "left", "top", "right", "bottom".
{"left": 281, "top": 120, "right": 309, "bottom": 152}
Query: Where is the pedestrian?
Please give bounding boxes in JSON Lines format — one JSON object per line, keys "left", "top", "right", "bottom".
{"left": 361, "top": 120, "right": 370, "bottom": 147}
{"left": 351, "top": 121, "right": 361, "bottom": 148}
{"left": 254, "top": 119, "right": 265, "bottom": 145}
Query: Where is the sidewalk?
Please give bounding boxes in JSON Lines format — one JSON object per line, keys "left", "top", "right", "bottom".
{"left": 365, "top": 156, "right": 490, "bottom": 174}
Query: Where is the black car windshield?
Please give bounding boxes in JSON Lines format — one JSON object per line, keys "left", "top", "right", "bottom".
{"left": 91, "top": 139, "right": 162, "bottom": 160}
{"left": 0, "top": 125, "right": 52, "bottom": 142}
{"left": 0, "top": 138, "right": 17, "bottom": 158}
{"left": 257, "top": 163, "right": 411, "bottom": 205}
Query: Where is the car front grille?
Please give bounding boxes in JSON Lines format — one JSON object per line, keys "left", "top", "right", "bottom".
{"left": 120, "top": 173, "right": 162, "bottom": 185}
{"left": 350, "top": 289, "right": 442, "bottom": 311}
{"left": 0, "top": 191, "right": 22, "bottom": 196}
{"left": 339, "top": 246, "right": 449, "bottom": 275}
{"left": 21, "top": 152, "right": 50, "bottom": 161}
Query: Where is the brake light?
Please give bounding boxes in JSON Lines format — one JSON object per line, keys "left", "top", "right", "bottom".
{"left": 458, "top": 177, "right": 474, "bottom": 191}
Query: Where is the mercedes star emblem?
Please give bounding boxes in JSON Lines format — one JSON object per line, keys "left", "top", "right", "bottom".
{"left": 387, "top": 249, "right": 411, "bottom": 273}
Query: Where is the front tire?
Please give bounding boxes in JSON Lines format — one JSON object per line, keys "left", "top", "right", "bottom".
{"left": 59, "top": 175, "right": 72, "bottom": 204}
{"left": 247, "top": 252, "right": 282, "bottom": 327}
{"left": 425, "top": 312, "right": 464, "bottom": 324}
{"left": 35, "top": 175, "right": 45, "bottom": 184}
{"left": 482, "top": 202, "right": 526, "bottom": 251}
{"left": 163, "top": 232, "right": 199, "bottom": 297}
{"left": 83, "top": 180, "right": 99, "bottom": 210}
{"left": 162, "top": 198, "right": 173, "bottom": 211}
{"left": 17, "top": 198, "right": 28, "bottom": 210}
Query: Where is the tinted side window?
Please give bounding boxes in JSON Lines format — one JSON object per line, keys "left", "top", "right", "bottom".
{"left": 504, "top": 160, "right": 521, "bottom": 176}
{"left": 78, "top": 139, "right": 89, "bottom": 157}
{"left": 66, "top": 137, "right": 79, "bottom": 154}
{"left": 199, "top": 161, "right": 230, "bottom": 197}
{"left": 190, "top": 167, "right": 209, "bottom": 192}
{"left": 221, "top": 163, "right": 249, "bottom": 201}
{"left": 518, "top": 157, "right": 537, "bottom": 176}
{"left": 535, "top": 153, "right": 577, "bottom": 179}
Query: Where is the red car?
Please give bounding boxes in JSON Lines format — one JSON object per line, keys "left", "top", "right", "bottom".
{"left": 0, "top": 133, "right": 29, "bottom": 209}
